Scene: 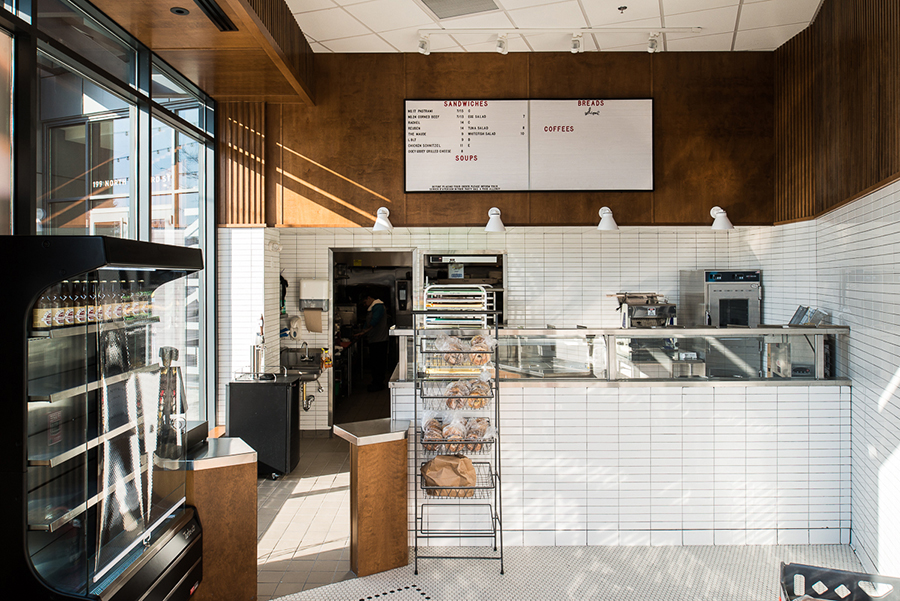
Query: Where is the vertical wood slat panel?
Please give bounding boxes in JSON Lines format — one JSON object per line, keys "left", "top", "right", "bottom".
{"left": 245, "top": 0, "right": 315, "bottom": 100}
{"left": 218, "top": 102, "right": 267, "bottom": 226}
{"left": 775, "top": 0, "right": 900, "bottom": 222}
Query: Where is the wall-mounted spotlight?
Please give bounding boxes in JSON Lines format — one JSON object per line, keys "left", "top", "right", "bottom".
{"left": 496, "top": 34, "right": 508, "bottom": 55}
{"left": 485, "top": 207, "right": 506, "bottom": 232}
{"left": 710, "top": 206, "right": 734, "bottom": 230}
{"left": 648, "top": 33, "right": 659, "bottom": 53}
{"left": 418, "top": 34, "right": 430, "bottom": 55}
{"left": 597, "top": 207, "right": 619, "bottom": 231}
{"left": 571, "top": 33, "right": 584, "bottom": 54}
{"left": 373, "top": 207, "right": 394, "bottom": 232}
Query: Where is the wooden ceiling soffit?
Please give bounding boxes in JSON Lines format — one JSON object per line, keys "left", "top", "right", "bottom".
{"left": 89, "top": 0, "right": 315, "bottom": 104}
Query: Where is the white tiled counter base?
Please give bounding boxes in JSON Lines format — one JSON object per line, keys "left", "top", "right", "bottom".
{"left": 392, "top": 385, "right": 850, "bottom": 547}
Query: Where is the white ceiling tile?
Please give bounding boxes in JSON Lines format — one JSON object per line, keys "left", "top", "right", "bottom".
{"left": 437, "top": 10, "right": 514, "bottom": 27}
{"left": 584, "top": 0, "right": 660, "bottom": 27}
{"left": 733, "top": 22, "right": 807, "bottom": 51}
{"left": 320, "top": 33, "right": 397, "bottom": 52}
{"left": 295, "top": 8, "right": 372, "bottom": 41}
{"left": 662, "top": 0, "right": 738, "bottom": 16}
{"left": 665, "top": 31, "right": 734, "bottom": 51}
{"left": 287, "top": 0, "right": 336, "bottom": 12}
{"left": 738, "top": 0, "right": 820, "bottom": 31}
{"left": 309, "top": 41, "right": 333, "bottom": 52}
{"left": 665, "top": 6, "right": 738, "bottom": 35}
{"left": 344, "top": 0, "right": 434, "bottom": 32}
{"left": 380, "top": 25, "right": 459, "bottom": 51}
{"left": 507, "top": 1, "right": 586, "bottom": 29}
{"left": 497, "top": 0, "right": 565, "bottom": 9}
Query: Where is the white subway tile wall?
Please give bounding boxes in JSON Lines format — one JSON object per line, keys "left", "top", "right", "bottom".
{"left": 218, "top": 180, "right": 897, "bottom": 567}
{"left": 392, "top": 385, "right": 848, "bottom": 548}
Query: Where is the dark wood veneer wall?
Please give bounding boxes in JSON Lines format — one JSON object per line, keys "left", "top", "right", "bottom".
{"left": 221, "top": 52, "right": 775, "bottom": 228}
{"left": 775, "top": 0, "right": 900, "bottom": 223}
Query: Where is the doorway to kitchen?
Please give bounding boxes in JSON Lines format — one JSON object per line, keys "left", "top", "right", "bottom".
{"left": 330, "top": 249, "right": 413, "bottom": 425}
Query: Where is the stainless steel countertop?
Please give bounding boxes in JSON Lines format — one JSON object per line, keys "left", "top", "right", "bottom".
{"left": 333, "top": 418, "right": 410, "bottom": 447}
{"left": 182, "top": 437, "right": 258, "bottom": 470}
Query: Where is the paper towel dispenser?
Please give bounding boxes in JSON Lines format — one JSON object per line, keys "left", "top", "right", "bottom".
{"left": 299, "top": 279, "right": 328, "bottom": 333}
{"left": 299, "top": 279, "right": 329, "bottom": 312}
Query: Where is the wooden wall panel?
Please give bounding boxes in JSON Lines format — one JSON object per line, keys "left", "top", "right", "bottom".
{"left": 277, "top": 54, "right": 406, "bottom": 228}
{"left": 223, "top": 51, "right": 776, "bottom": 228}
{"left": 776, "top": 0, "right": 900, "bottom": 222}
{"left": 219, "top": 102, "right": 267, "bottom": 226}
{"left": 653, "top": 53, "right": 774, "bottom": 225}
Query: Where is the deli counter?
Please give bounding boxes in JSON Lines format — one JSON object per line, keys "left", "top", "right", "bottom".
{"left": 390, "top": 325, "right": 850, "bottom": 386}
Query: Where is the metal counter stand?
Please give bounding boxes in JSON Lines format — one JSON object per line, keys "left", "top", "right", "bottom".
{"left": 334, "top": 419, "right": 410, "bottom": 577}
{"left": 178, "top": 438, "right": 258, "bottom": 601}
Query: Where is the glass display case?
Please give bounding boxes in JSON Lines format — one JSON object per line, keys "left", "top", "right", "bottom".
{"left": 2, "top": 236, "right": 203, "bottom": 600}
{"left": 391, "top": 325, "right": 849, "bottom": 384}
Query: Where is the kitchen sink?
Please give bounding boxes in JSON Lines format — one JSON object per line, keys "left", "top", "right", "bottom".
{"left": 281, "top": 348, "right": 323, "bottom": 381}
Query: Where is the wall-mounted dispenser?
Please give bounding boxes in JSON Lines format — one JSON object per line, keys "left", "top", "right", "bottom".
{"left": 299, "top": 279, "right": 329, "bottom": 333}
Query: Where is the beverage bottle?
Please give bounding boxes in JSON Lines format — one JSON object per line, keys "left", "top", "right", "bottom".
{"left": 32, "top": 288, "right": 53, "bottom": 330}
{"left": 111, "top": 280, "right": 124, "bottom": 320}
{"left": 119, "top": 279, "right": 130, "bottom": 319}
{"left": 135, "top": 279, "right": 148, "bottom": 319}
{"left": 63, "top": 281, "right": 76, "bottom": 326}
{"left": 49, "top": 284, "right": 65, "bottom": 328}
{"left": 73, "top": 280, "right": 87, "bottom": 325}
{"left": 86, "top": 279, "right": 98, "bottom": 324}
{"left": 98, "top": 280, "right": 110, "bottom": 322}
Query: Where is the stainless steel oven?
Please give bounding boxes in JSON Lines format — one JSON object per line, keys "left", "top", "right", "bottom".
{"left": 679, "top": 270, "right": 762, "bottom": 327}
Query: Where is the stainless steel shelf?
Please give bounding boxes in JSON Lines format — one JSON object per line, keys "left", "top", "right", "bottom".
{"left": 28, "top": 316, "right": 160, "bottom": 342}
{"left": 28, "top": 363, "right": 160, "bottom": 403}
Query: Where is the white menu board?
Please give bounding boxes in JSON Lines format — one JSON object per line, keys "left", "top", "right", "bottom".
{"left": 405, "top": 100, "right": 529, "bottom": 192}
{"left": 529, "top": 99, "right": 653, "bottom": 191}
{"left": 404, "top": 99, "right": 653, "bottom": 192}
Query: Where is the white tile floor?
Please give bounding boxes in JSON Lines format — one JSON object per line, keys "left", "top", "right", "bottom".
{"left": 259, "top": 437, "right": 866, "bottom": 601}
{"left": 257, "top": 436, "right": 355, "bottom": 600}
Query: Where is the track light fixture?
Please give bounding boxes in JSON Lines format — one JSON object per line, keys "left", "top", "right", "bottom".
{"left": 496, "top": 34, "right": 508, "bottom": 55}
{"left": 418, "top": 34, "right": 430, "bottom": 55}
{"left": 648, "top": 33, "right": 659, "bottom": 53}
{"left": 571, "top": 33, "right": 583, "bottom": 54}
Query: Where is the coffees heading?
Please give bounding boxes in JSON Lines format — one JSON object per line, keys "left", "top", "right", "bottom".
{"left": 405, "top": 99, "right": 653, "bottom": 193}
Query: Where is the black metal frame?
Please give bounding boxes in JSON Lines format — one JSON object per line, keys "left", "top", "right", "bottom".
{"left": 412, "top": 308, "right": 504, "bottom": 575}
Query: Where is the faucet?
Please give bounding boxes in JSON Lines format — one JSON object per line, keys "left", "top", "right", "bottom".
{"left": 300, "top": 341, "right": 310, "bottom": 361}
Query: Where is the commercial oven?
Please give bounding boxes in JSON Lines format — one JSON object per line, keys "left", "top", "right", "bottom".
{"left": 679, "top": 270, "right": 762, "bottom": 327}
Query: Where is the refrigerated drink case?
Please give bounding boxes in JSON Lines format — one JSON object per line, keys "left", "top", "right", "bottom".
{"left": 1, "top": 236, "right": 204, "bottom": 600}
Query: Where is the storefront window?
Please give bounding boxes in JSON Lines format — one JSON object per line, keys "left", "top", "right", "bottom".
{"left": 151, "top": 117, "right": 205, "bottom": 416}
{"left": 37, "top": 51, "right": 134, "bottom": 236}
{"left": 36, "top": 0, "right": 134, "bottom": 86}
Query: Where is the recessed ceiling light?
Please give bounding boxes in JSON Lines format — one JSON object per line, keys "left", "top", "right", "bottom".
{"left": 171, "top": 7, "right": 190, "bottom": 15}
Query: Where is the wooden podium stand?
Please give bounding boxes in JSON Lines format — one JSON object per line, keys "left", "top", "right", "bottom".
{"left": 335, "top": 419, "right": 410, "bottom": 577}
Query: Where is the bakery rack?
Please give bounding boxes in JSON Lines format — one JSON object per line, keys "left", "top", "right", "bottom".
{"left": 412, "top": 303, "right": 503, "bottom": 575}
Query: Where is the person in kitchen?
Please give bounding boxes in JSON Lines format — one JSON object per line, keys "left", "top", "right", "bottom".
{"left": 355, "top": 293, "right": 389, "bottom": 392}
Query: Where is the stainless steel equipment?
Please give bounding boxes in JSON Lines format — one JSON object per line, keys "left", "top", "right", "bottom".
{"left": 614, "top": 292, "right": 677, "bottom": 328}
{"left": 422, "top": 251, "right": 506, "bottom": 324}
{"left": 395, "top": 279, "right": 412, "bottom": 327}
{"left": 679, "top": 270, "right": 762, "bottom": 327}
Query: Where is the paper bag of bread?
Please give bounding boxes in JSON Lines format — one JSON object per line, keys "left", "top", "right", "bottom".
{"left": 420, "top": 454, "right": 477, "bottom": 497}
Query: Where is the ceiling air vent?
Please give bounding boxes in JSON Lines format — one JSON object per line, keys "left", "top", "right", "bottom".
{"left": 193, "top": 0, "right": 239, "bottom": 32}
{"left": 418, "top": 0, "right": 499, "bottom": 20}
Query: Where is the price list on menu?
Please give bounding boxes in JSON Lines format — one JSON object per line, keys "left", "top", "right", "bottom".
{"left": 405, "top": 100, "right": 529, "bottom": 192}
